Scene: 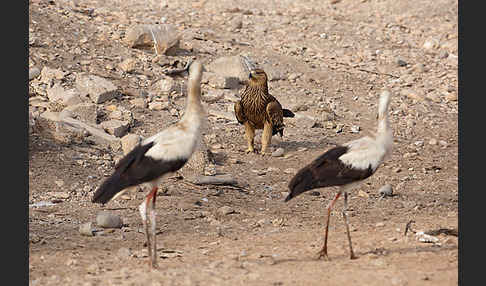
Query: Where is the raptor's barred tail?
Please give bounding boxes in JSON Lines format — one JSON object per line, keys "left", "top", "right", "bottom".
{"left": 283, "top": 109, "right": 295, "bottom": 118}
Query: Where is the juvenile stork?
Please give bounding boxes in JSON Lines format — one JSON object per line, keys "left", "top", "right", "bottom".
{"left": 285, "top": 90, "right": 393, "bottom": 260}
{"left": 91, "top": 60, "right": 206, "bottom": 269}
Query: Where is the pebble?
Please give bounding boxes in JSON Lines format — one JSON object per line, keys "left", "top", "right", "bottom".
{"left": 284, "top": 168, "right": 297, "bottom": 174}
{"left": 96, "top": 211, "right": 123, "bottom": 228}
{"left": 396, "top": 59, "right": 407, "bottom": 67}
{"left": 271, "top": 147, "right": 285, "bottom": 157}
{"left": 76, "top": 74, "right": 118, "bottom": 104}
{"left": 217, "top": 206, "right": 235, "bottom": 216}
{"left": 307, "top": 191, "right": 320, "bottom": 197}
{"left": 130, "top": 98, "right": 148, "bottom": 108}
{"left": 428, "top": 138, "right": 438, "bottom": 145}
{"left": 378, "top": 184, "right": 393, "bottom": 197}
{"left": 414, "top": 140, "right": 424, "bottom": 147}
{"left": 117, "top": 247, "right": 131, "bottom": 257}
{"left": 29, "top": 67, "right": 41, "bottom": 80}
{"left": 48, "top": 192, "right": 70, "bottom": 199}
{"left": 350, "top": 125, "right": 360, "bottom": 133}
{"left": 358, "top": 190, "right": 369, "bottom": 198}
{"left": 375, "top": 222, "right": 385, "bottom": 227}
{"left": 79, "top": 222, "right": 94, "bottom": 237}
{"left": 118, "top": 58, "right": 137, "bottom": 73}
{"left": 444, "top": 93, "right": 458, "bottom": 102}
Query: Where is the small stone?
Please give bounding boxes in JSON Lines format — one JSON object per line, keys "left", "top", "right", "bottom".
{"left": 378, "top": 184, "right": 393, "bottom": 197}
{"left": 48, "top": 192, "right": 70, "bottom": 199}
{"left": 54, "top": 180, "right": 64, "bottom": 187}
{"left": 375, "top": 222, "right": 385, "bottom": 227}
{"left": 428, "top": 138, "right": 438, "bottom": 145}
{"left": 271, "top": 147, "right": 285, "bottom": 157}
{"left": 396, "top": 59, "right": 407, "bottom": 67}
{"left": 62, "top": 102, "right": 98, "bottom": 125}
{"left": 414, "top": 63, "right": 428, "bottom": 73}
{"left": 402, "top": 89, "right": 424, "bottom": 102}
{"left": 212, "top": 143, "right": 223, "bottom": 150}
{"left": 148, "top": 101, "right": 169, "bottom": 111}
{"left": 40, "top": 67, "right": 66, "bottom": 84}
{"left": 307, "top": 191, "right": 320, "bottom": 197}
{"left": 130, "top": 98, "right": 148, "bottom": 108}
{"left": 217, "top": 206, "right": 235, "bottom": 216}
{"left": 438, "top": 50, "right": 449, "bottom": 59}
{"left": 423, "top": 38, "right": 439, "bottom": 50}
{"left": 414, "top": 140, "right": 424, "bottom": 147}
{"left": 118, "top": 58, "right": 137, "bottom": 73}
{"left": 96, "top": 211, "right": 123, "bottom": 228}
{"left": 76, "top": 74, "right": 118, "bottom": 104}
{"left": 29, "top": 67, "right": 41, "bottom": 80}
{"left": 350, "top": 125, "right": 360, "bottom": 133}
{"left": 444, "top": 93, "right": 457, "bottom": 102}
{"left": 439, "top": 140, "right": 448, "bottom": 148}
{"left": 79, "top": 222, "right": 94, "bottom": 237}
{"left": 284, "top": 168, "right": 297, "bottom": 175}
{"left": 100, "top": 119, "right": 130, "bottom": 138}
{"left": 153, "top": 76, "right": 178, "bottom": 94}
{"left": 358, "top": 190, "right": 369, "bottom": 198}
{"left": 288, "top": 73, "right": 301, "bottom": 81}
{"left": 117, "top": 247, "right": 131, "bottom": 257}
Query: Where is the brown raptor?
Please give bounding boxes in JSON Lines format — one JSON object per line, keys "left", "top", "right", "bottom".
{"left": 234, "top": 68, "right": 294, "bottom": 154}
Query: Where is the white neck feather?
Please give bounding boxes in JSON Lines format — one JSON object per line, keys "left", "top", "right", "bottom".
{"left": 376, "top": 90, "right": 393, "bottom": 155}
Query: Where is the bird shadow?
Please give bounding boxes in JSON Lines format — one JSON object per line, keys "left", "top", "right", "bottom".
{"left": 268, "top": 244, "right": 457, "bottom": 266}
{"left": 275, "top": 137, "right": 339, "bottom": 153}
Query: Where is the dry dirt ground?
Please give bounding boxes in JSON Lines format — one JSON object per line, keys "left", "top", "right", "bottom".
{"left": 29, "top": 0, "right": 458, "bottom": 285}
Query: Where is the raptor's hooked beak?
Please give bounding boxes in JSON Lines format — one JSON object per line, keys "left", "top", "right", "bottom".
{"left": 248, "top": 71, "right": 253, "bottom": 79}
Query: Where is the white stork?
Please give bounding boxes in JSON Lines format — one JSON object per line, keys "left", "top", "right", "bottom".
{"left": 285, "top": 90, "right": 393, "bottom": 260}
{"left": 92, "top": 60, "right": 206, "bottom": 269}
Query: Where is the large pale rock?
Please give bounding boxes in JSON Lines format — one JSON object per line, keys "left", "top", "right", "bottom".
{"left": 36, "top": 111, "right": 85, "bottom": 144}
{"left": 206, "top": 55, "right": 249, "bottom": 81}
{"left": 62, "top": 102, "right": 98, "bottom": 125}
{"left": 76, "top": 74, "right": 118, "bottom": 104}
{"left": 39, "top": 67, "right": 66, "bottom": 84}
{"left": 153, "top": 76, "right": 179, "bottom": 94}
{"left": 96, "top": 211, "right": 123, "bottom": 229}
{"left": 125, "top": 24, "right": 180, "bottom": 55}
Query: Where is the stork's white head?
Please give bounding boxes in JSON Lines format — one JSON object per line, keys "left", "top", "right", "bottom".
{"left": 378, "top": 90, "right": 391, "bottom": 119}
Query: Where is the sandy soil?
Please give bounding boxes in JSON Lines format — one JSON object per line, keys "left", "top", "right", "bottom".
{"left": 29, "top": 0, "right": 458, "bottom": 285}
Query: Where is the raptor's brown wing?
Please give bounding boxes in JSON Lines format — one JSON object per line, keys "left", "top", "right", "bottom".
{"left": 234, "top": 100, "right": 246, "bottom": 124}
{"left": 266, "top": 99, "right": 284, "bottom": 129}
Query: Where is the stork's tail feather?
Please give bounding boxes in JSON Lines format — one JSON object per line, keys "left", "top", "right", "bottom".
{"left": 92, "top": 172, "right": 128, "bottom": 205}
{"left": 283, "top": 109, "right": 295, "bottom": 118}
{"left": 285, "top": 166, "right": 314, "bottom": 202}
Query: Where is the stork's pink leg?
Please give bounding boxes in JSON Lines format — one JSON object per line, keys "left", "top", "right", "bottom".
{"left": 148, "top": 187, "right": 158, "bottom": 269}
{"left": 142, "top": 186, "right": 158, "bottom": 269}
{"left": 317, "top": 191, "right": 342, "bottom": 260}
{"left": 342, "top": 192, "right": 357, "bottom": 259}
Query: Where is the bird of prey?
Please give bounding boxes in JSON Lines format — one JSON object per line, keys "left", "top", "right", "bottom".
{"left": 285, "top": 90, "right": 393, "bottom": 260}
{"left": 92, "top": 60, "right": 206, "bottom": 269}
{"left": 234, "top": 60, "right": 294, "bottom": 155}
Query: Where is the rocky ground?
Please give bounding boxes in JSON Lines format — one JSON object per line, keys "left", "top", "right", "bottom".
{"left": 29, "top": 0, "right": 458, "bottom": 285}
